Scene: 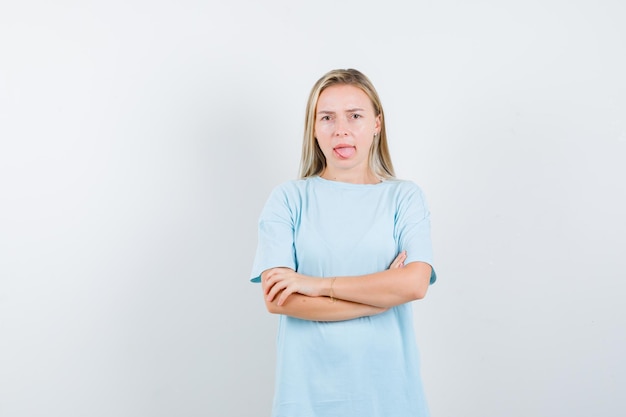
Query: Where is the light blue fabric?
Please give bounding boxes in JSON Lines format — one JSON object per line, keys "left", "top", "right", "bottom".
{"left": 251, "top": 176, "right": 436, "bottom": 417}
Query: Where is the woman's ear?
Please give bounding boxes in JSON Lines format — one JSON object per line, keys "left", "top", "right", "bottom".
{"left": 375, "top": 114, "right": 381, "bottom": 133}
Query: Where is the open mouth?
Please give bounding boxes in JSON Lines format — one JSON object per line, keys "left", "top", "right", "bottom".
{"left": 333, "top": 145, "right": 356, "bottom": 159}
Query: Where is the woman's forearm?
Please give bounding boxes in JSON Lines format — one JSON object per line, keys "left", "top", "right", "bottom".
{"left": 323, "top": 261, "right": 433, "bottom": 308}
{"left": 265, "top": 292, "right": 387, "bottom": 321}
{"left": 262, "top": 258, "right": 431, "bottom": 315}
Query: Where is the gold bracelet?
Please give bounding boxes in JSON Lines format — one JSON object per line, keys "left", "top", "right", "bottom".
{"left": 329, "top": 277, "right": 337, "bottom": 303}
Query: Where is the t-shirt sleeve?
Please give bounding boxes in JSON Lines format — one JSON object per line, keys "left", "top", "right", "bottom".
{"left": 396, "top": 183, "right": 437, "bottom": 285}
{"left": 249, "top": 185, "right": 297, "bottom": 283}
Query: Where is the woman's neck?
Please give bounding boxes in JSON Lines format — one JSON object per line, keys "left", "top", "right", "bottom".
{"left": 320, "top": 169, "right": 381, "bottom": 184}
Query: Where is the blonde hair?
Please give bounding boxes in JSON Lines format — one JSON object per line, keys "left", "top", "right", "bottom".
{"left": 298, "top": 69, "right": 395, "bottom": 179}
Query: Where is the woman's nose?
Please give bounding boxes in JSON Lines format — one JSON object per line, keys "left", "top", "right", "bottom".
{"left": 334, "top": 119, "right": 348, "bottom": 136}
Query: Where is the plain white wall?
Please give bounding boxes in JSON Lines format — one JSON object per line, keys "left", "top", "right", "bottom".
{"left": 1, "top": 1, "right": 624, "bottom": 416}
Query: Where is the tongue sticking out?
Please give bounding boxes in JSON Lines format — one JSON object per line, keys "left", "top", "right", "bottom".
{"left": 334, "top": 146, "right": 356, "bottom": 159}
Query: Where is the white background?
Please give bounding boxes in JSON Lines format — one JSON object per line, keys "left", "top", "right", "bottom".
{"left": 1, "top": 1, "right": 625, "bottom": 416}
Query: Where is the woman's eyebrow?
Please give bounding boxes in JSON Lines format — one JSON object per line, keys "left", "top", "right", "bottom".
{"left": 317, "top": 108, "right": 366, "bottom": 115}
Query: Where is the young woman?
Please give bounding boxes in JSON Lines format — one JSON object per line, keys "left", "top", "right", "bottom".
{"left": 251, "top": 68, "right": 437, "bottom": 417}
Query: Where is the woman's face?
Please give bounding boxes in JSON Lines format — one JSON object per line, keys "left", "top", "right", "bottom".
{"left": 314, "top": 84, "right": 381, "bottom": 179}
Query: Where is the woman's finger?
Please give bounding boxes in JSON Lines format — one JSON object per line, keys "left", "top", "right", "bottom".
{"left": 263, "top": 269, "right": 277, "bottom": 295}
{"left": 266, "top": 283, "right": 282, "bottom": 302}
{"left": 266, "top": 276, "right": 287, "bottom": 302}
{"left": 389, "top": 251, "right": 407, "bottom": 269}
{"left": 277, "top": 286, "right": 296, "bottom": 306}
{"left": 264, "top": 269, "right": 286, "bottom": 296}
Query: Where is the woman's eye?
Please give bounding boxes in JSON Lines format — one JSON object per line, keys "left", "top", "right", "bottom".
{"left": 320, "top": 115, "right": 330, "bottom": 121}
{"left": 351, "top": 113, "right": 362, "bottom": 119}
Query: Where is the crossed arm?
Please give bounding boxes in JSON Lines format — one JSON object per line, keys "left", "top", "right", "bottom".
{"left": 260, "top": 251, "right": 432, "bottom": 322}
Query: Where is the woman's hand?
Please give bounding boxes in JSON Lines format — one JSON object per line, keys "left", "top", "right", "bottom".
{"left": 263, "top": 268, "right": 322, "bottom": 306}
{"left": 389, "top": 250, "right": 407, "bottom": 269}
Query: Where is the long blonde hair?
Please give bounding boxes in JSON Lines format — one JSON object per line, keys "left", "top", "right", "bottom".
{"left": 299, "top": 69, "right": 395, "bottom": 179}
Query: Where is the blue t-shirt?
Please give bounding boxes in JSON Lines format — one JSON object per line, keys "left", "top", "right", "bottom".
{"left": 251, "top": 176, "right": 436, "bottom": 417}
